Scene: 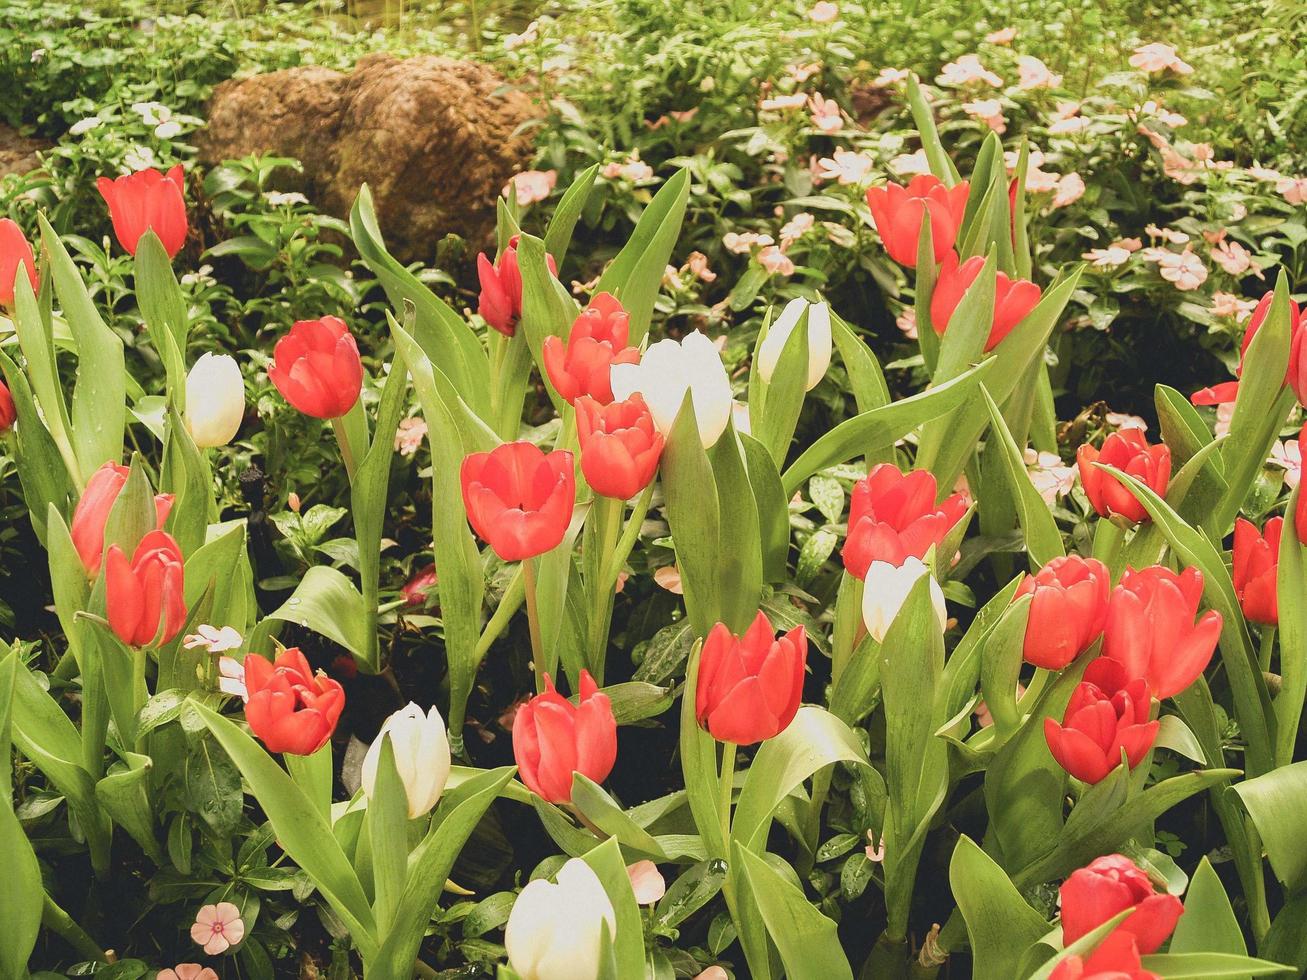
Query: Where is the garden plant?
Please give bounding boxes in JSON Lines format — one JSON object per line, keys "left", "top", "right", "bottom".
{"left": 2, "top": 1, "right": 1307, "bottom": 978}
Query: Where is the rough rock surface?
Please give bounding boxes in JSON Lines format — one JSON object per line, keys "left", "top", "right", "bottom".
{"left": 0, "top": 124, "right": 50, "bottom": 179}
{"left": 198, "top": 54, "right": 540, "bottom": 262}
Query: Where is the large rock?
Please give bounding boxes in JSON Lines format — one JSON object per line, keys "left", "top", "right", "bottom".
{"left": 198, "top": 54, "right": 540, "bottom": 262}
{"left": 0, "top": 124, "right": 50, "bottom": 180}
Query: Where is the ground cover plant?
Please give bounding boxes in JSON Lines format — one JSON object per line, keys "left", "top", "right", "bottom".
{"left": 2, "top": 1, "right": 1307, "bottom": 978}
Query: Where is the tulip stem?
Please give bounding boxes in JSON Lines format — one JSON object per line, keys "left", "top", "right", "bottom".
{"left": 718, "top": 740, "right": 737, "bottom": 854}
{"left": 586, "top": 495, "right": 624, "bottom": 680}
{"left": 330, "top": 415, "right": 359, "bottom": 482}
{"left": 601, "top": 480, "right": 656, "bottom": 591}
{"left": 523, "top": 557, "right": 547, "bottom": 690}
{"left": 1258, "top": 625, "right": 1276, "bottom": 673}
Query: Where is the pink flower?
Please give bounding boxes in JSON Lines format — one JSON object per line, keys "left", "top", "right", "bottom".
{"left": 808, "top": 93, "right": 843, "bottom": 133}
{"left": 888, "top": 149, "right": 931, "bottom": 176}
{"left": 1146, "top": 224, "right": 1189, "bottom": 245}
{"left": 865, "top": 830, "right": 886, "bottom": 861}
{"left": 1136, "top": 100, "right": 1187, "bottom": 128}
{"left": 872, "top": 67, "right": 909, "bottom": 88}
{"left": 1025, "top": 449, "right": 1076, "bottom": 505}
{"left": 1212, "top": 239, "right": 1255, "bottom": 277}
{"left": 218, "top": 656, "right": 248, "bottom": 700}
{"left": 1270, "top": 439, "right": 1302, "bottom": 490}
{"left": 963, "top": 98, "right": 1006, "bottom": 133}
{"left": 1017, "top": 55, "right": 1061, "bottom": 90}
{"left": 723, "top": 231, "right": 773, "bottom": 254}
{"left": 1083, "top": 246, "right": 1133, "bottom": 269}
{"left": 183, "top": 625, "right": 242, "bottom": 654}
{"left": 938, "top": 54, "right": 1002, "bottom": 88}
{"left": 1049, "top": 114, "right": 1091, "bottom": 136}
{"left": 757, "top": 245, "right": 795, "bottom": 276}
{"left": 1129, "top": 42, "right": 1194, "bottom": 75}
{"left": 780, "top": 212, "right": 816, "bottom": 246}
{"left": 760, "top": 93, "right": 808, "bottom": 111}
{"left": 1277, "top": 176, "right": 1307, "bottom": 206}
{"left": 158, "top": 967, "right": 218, "bottom": 980}
{"left": 191, "top": 902, "right": 244, "bottom": 955}
{"left": 807, "top": 1, "right": 839, "bottom": 22}
{"left": 687, "top": 251, "right": 717, "bottom": 282}
{"left": 816, "top": 148, "right": 873, "bottom": 185}
{"left": 394, "top": 416, "right": 428, "bottom": 456}
{"left": 1025, "top": 166, "right": 1060, "bottom": 194}
{"left": 1248, "top": 164, "right": 1282, "bottom": 183}
{"left": 1156, "top": 247, "right": 1208, "bottom": 291}
{"left": 654, "top": 566, "right": 683, "bottom": 594}
{"left": 985, "top": 26, "right": 1016, "bottom": 45}
{"left": 694, "top": 969, "right": 730, "bottom": 980}
{"left": 896, "top": 307, "right": 918, "bottom": 340}
{"left": 1212, "top": 291, "right": 1257, "bottom": 319}
{"left": 1051, "top": 172, "right": 1085, "bottom": 208}
{"left": 504, "top": 170, "right": 557, "bottom": 206}
{"left": 627, "top": 861, "right": 667, "bottom": 904}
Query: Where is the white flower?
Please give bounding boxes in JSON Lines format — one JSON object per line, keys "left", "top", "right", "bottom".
{"left": 505, "top": 858, "right": 617, "bottom": 980}
{"left": 185, "top": 353, "right": 244, "bottom": 448}
{"left": 1016, "top": 55, "right": 1061, "bottom": 90}
{"left": 757, "top": 298, "right": 832, "bottom": 391}
{"left": 361, "top": 703, "right": 452, "bottom": 820}
{"left": 1129, "top": 42, "right": 1193, "bottom": 75}
{"left": 183, "top": 624, "right": 243, "bottom": 654}
{"left": 217, "top": 656, "right": 247, "bottom": 701}
{"left": 123, "top": 144, "right": 159, "bottom": 171}
{"left": 265, "top": 191, "right": 309, "bottom": 207}
{"left": 937, "top": 54, "right": 1002, "bottom": 88}
{"left": 861, "top": 557, "right": 947, "bottom": 643}
{"left": 611, "top": 331, "right": 733, "bottom": 448}
{"left": 154, "top": 121, "right": 183, "bottom": 140}
{"left": 69, "top": 116, "right": 102, "bottom": 136}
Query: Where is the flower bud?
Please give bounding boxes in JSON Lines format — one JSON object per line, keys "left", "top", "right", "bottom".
{"left": 757, "top": 297, "right": 832, "bottom": 391}
{"left": 505, "top": 857, "right": 617, "bottom": 980}
{"left": 361, "top": 703, "right": 451, "bottom": 819}
{"left": 610, "top": 331, "right": 733, "bottom": 449}
{"left": 861, "top": 557, "right": 947, "bottom": 643}
{"left": 185, "top": 353, "right": 244, "bottom": 448}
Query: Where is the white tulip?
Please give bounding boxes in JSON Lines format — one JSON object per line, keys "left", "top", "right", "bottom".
{"left": 184, "top": 352, "right": 244, "bottom": 448}
{"left": 361, "top": 703, "right": 451, "bottom": 820}
{"left": 861, "top": 557, "right": 947, "bottom": 643}
{"left": 505, "top": 857, "right": 617, "bottom": 980}
{"left": 610, "top": 330, "right": 733, "bottom": 448}
{"left": 757, "top": 297, "right": 832, "bottom": 391}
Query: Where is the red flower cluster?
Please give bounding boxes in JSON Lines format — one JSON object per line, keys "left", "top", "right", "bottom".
{"left": 1077, "top": 429, "right": 1171, "bottom": 524}
{"left": 1044, "top": 659, "right": 1158, "bottom": 784}
{"left": 243, "top": 648, "right": 345, "bottom": 756}
{"left": 512, "top": 670, "right": 617, "bottom": 804}
{"left": 477, "top": 235, "right": 558, "bottom": 337}
{"left": 842, "top": 464, "right": 968, "bottom": 579}
{"left": 695, "top": 611, "right": 808, "bottom": 745}
{"left": 461, "top": 442, "right": 575, "bottom": 561}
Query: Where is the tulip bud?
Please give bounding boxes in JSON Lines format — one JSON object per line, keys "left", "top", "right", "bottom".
{"left": 1048, "top": 932, "right": 1153, "bottom": 980}
{"left": 1044, "top": 658, "right": 1158, "bottom": 785}
{"left": 0, "top": 217, "right": 38, "bottom": 310}
{"left": 0, "top": 379, "right": 15, "bottom": 433}
{"left": 1233, "top": 516, "right": 1280, "bottom": 625}
{"left": 1015, "top": 555, "right": 1110, "bottom": 669}
{"left": 513, "top": 670, "right": 617, "bottom": 804}
{"left": 505, "top": 857, "right": 617, "bottom": 980}
{"left": 542, "top": 292, "right": 640, "bottom": 404}
{"left": 842, "top": 464, "right": 969, "bottom": 579}
{"left": 861, "top": 557, "right": 947, "bottom": 643}
{"left": 757, "top": 297, "right": 833, "bottom": 391}
{"left": 105, "top": 529, "right": 187, "bottom": 647}
{"left": 461, "top": 442, "right": 576, "bottom": 561}
{"left": 70, "top": 461, "right": 174, "bottom": 577}
{"left": 1058, "top": 852, "right": 1183, "bottom": 955}
{"left": 268, "top": 316, "right": 363, "bottom": 420}
{"left": 96, "top": 165, "right": 188, "bottom": 258}
{"left": 477, "top": 235, "right": 557, "bottom": 337}
{"left": 361, "top": 703, "right": 451, "bottom": 819}
{"left": 1076, "top": 429, "right": 1171, "bottom": 525}
{"left": 1101, "top": 565, "right": 1221, "bottom": 698}
{"left": 930, "top": 252, "right": 1041, "bottom": 351}
{"left": 1238, "top": 292, "right": 1303, "bottom": 394}
{"left": 575, "top": 394, "right": 664, "bottom": 500}
{"left": 865, "top": 175, "right": 969, "bottom": 267}
{"left": 610, "top": 331, "right": 733, "bottom": 449}
{"left": 696, "top": 611, "right": 807, "bottom": 745}
{"left": 401, "top": 564, "right": 438, "bottom": 607}
{"left": 184, "top": 353, "right": 244, "bottom": 448}
{"left": 243, "top": 648, "right": 345, "bottom": 756}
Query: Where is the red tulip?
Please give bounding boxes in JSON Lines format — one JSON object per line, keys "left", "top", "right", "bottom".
{"left": 695, "top": 611, "right": 807, "bottom": 745}
{"left": 929, "top": 252, "right": 1042, "bottom": 352}
{"left": 0, "top": 217, "right": 38, "bottom": 309}
{"left": 542, "top": 292, "right": 641, "bottom": 404}
{"left": 1049, "top": 930, "right": 1159, "bottom": 980}
{"left": 477, "top": 234, "right": 558, "bottom": 337}
{"left": 842, "top": 464, "right": 969, "bottom": 579}
{"left": 105, "top": 529, "right": 186, "bottom": 647}
{"left": 268, "top": 316, "right": 363, "bottom": 420}
{"left": 0, "top": 379, "right": 15, "bottom": 433}
{"left": 513, "top": 670, "right": 617, "bottom": 803}
{"left": 1233, "top": 516, "right": 1280, "bottom": 625}
{"left": 1059, "top": 852, "right": 1183, "bottom": 955}
{"left": 96, "top": 165, "right": 188, "bottom": 258}
{"left": 865, "top": 175, "right": 969, "bottom": 267}
{"left": 1295, "top": 424, "right": 1307, "bottom": 547}
{"left": 1076, "top": 429, "right": 1171, "bottom": 524}
{"left": 401, "top": 564, "right": 438, "bottom": 607}
{"left": 243, "top": 648, "right": 345, "bottom": 756}
{"left": 1189, "top": 381, "right": 1239, "bottom": 407}
{"left": 461, "top": 441, "right": 575, "bottom": 561}
{"left": 1101, "top": 565, "right": 1221, "bottom": 699}
{"left": 1044, "top": 658, "right": 1159, "bottom": 784}
{"left": 1015, "top": 555, "right": 1110, "bottom": 669}
{"left": 70, "top": 461, "right": 174, "bottom": 577}
{"left": 1237, "top": 291, "right": 1303, "bottom": 382}
{"left": 575, "top": 394, "right": 664, "bottom": 500}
